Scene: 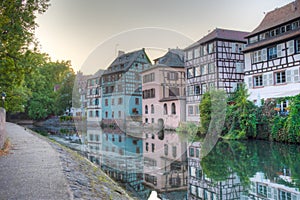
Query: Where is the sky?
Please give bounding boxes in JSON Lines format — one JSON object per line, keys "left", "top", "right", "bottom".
{"left": 35, "top": 0, "right": 294, "bottom": 74}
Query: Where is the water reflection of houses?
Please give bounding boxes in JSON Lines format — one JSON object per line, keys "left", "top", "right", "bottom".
{"left": 143, "top": 130, "right": 188, "bottom": 194}
{"left": 245, "top": 172, "right": 300, "bottom": 200}
{"left": 188, "top": 142, "right": 243, "bottom": 200}
{"left": 87, "top": 127, "right": 102, "bottom": 165}
{"left": 100, "top": 128, "right": 149, "bottom": 199}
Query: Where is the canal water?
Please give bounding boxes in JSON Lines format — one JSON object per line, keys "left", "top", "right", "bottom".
{"left": 28, "top": 124, "right": 300, "bottom": 200}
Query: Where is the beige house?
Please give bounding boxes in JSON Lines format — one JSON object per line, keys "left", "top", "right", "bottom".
{"left": 141, "top": 49, "right": 186, "bottom": 129}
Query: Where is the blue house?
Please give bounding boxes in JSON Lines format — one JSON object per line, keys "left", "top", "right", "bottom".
{"left": 101, "top": 49, "right": 151, "bottom": 126}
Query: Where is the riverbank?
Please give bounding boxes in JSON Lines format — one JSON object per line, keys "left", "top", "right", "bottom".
{"left": 26, "top": 127, "right": 136, "bottom": 200}
{"left": 1, "top": 123, "right": 135, "bottom": 200}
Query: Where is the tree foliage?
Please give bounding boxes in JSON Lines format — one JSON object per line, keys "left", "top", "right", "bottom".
{"left": 223, "top": 84, "right": 257, "bottom": 139}
{"left": 0, "top": 0, "right": 50, "bottom": 112}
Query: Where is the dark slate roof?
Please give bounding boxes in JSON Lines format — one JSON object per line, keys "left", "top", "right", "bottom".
{"left": 153, "top": 49, "right": 184, "bottom": 67}
{"left": 103, "top": 48, "right": 150, "bottom": 75}
{"left": 185, "top": 28, "right": 249, "bottom": 50}
{"left": 247, "top": 0, "right": 300, "bottom": 38}
{"left": 89, "top": 69, "right": 104, "bottom": 79}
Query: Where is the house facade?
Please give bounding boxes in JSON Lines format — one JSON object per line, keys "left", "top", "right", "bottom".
{"left": 244, "top": 0, "right": 300, "bottom": 104}
{"left": 86, "top": 69, "right": 104, "bottom": 125}
{"left": 184, "top": 28, "right": 249, "bottom": 123}
{"left": 101, "top": 49, "right": 151, "bottom": 127}
{"left": 72, "top": 71, "right": 92, "bottom": 117}
{"left": 141, "top": 49, "right": 186, "bottom": 129}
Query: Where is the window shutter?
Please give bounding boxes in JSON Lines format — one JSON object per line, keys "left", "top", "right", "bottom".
{"left": 286, "top": 70, "right": 292, "bottom": 82}
{"left": 263, "top": 74, "right": 268, "bottom": 86}
{"left": 268, "top": 73, "right": 273, "bottom": 85}
{"left": 248, "top": 77, "right": 253, "bottom": 88}
{"left": 277, "top": 44, "right": 283, "bottom": 57}
{"left": 287, "top": 40, "right": 295, "bottom": 55}
{"left": 294, "top": 69, "right": 299, "bottom": 82}
{"left": 262, "top": 49, "right": 267, "bottom": 61}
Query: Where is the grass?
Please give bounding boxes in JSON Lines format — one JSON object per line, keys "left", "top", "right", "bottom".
{"left": 0, "top": 138, "right": 11, "bottom": 156}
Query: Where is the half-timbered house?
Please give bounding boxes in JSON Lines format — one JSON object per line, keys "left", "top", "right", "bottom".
{"left": 244, "top": 0, "right": 300, "bottom": 104}
{"left": 184, "top": 29, "right": 249, "bottom": 123}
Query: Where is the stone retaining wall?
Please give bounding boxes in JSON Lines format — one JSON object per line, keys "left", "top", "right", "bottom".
{"left": 0, "top": 108, "right": 6, "bottom": 149}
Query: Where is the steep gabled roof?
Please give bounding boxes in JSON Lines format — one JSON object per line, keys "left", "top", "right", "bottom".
{"left": 185, "top": 28, "right": 249, "bottom": 50}
{"left": 153, "top": 49, "right": 184, "bottom": 67}
{"left": 103, "top": 48, "right": 151, "bottom": 75}
{"left": 247, "top": 0, "right": 300, "bottom": 37}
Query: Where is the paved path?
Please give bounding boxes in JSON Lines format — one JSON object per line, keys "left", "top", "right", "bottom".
{"left": 0, "top": 123, "right": 71, "bottom": 200}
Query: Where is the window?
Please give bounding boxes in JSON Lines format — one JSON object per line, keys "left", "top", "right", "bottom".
{"left": 195, "top": 66, "right": 201, "bottom": 76}
{"left": 195, "top": 85, "right": 200, "bottom": 95}
{"left": 201, "top": 65, "right": 208, "bottom": 75}
{"left": 208, "top": 63, "right": 215, "bottom": 74}
{"left": 145, "top": 118, "right": 148, "bottom": 123}
{"left": 249, "top": 36, "right": 258, "bottom": 44}
{"left": 168, "top": 72, "right": 178, "bottom": 80}
{"left": 188, "top": 106, "right": 193, "bottom": 115}
{"left": 111, "top": 99, "right": 114, "bottom": 105}
{"left": 105, "top": 112, "right": 108, "bottom": 118}
{"left": 296, "top": 39, "right": 300, "bottom": 53}
{"left": 171, "top": 103, "right": 176, "bottom": 115}
{"left": 151, "top": 118, "right": 154, "bottom": 123}
{"left": 164, "top": 144, "right": 168, "bottom": 156}
{"left": 254, "top": 75, "right": 263, "bottom": 87}
{"left": 187, "top": 68, "right": 194, "bottom": 78}
{"left": 105, "top": 99, "right": 108, "bottom": 106}
{"left": 145, "top": 105, "right": 148, "bottom": 114}
{"left": 146, "top": 143, "right": 149, "bottom": 151}
{"left": 119, "top": 135, "right": 122, "bottom": 142}
{"left": 201, "top": 83, "right": 207, "bottom": 94}
{"left": 89, "top": 111, "right": 93, "bottom": 117}
{"left": 164, "top": 103, "right": 168, "bottom": 115}
{"left": 118, "top": 111, "right": 121, "bottom": 118}
{"left": 194, "top": 48, "right": 200, "bottom": 58}
{"left": 112, "top": 111, "right": 114, "bottom": 118}
{"left": 275, "top": 71, "right": 286, "bottom": 84}
{"left": 188, "top": 86, "right": 194, "bottom": 96}
{"left": 189, "top": 147, "right": 195, "bottom": 157}
{"left": 187, "top": 50, "right": 193, "bottom": 60}
{"left": 135, "top": 98, "right": 139, "bottom": 105}
{"left": 151, "top": 143, "right": 155, "bottom": 152}
{"left": 143, "top": 73, "right": 155, "bottom": 83}
{"left": 142, "top": 89, "right": 155, "bottom": 99}
{"left": 172, "top": 146, "right": 177, "bottom": 158}
{"left": 258, "top": 184, "right": 267, "bottom": 197}
{"left": 96, "top": 110, "right": 99, "bottom": 117}
{"left": 151, "top": 104, "right": 154, "bottom": 114}
{"left": 268, "top": 46, "right": 277, "bottom": 59}
{"left": 208, "top": 42, "right": 215, "bottom": 54}
{"left": 118, "top": 98, "right": 123, "bottom": 105}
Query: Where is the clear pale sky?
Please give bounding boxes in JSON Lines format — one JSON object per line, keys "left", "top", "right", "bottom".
{"left": 35, "top": 0, "right": 294, "bottom": 74}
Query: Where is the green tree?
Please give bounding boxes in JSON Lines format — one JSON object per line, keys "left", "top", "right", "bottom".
{"left": 223, "top": 84, "right": 257, "bottom": 139}
{"left": 284, "top": 94, "right": 300, "bottom": 142}
{"left": 0, "top": 0, "right": 50, "bottom": 112}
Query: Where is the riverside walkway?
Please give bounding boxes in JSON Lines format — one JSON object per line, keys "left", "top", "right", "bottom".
{"left": 0, "top": 123, "right": 133, "bottom": 200}
{"left": 0, "top": 122, "right": 71, "bottom": 199}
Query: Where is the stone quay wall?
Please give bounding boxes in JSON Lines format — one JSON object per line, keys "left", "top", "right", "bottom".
{"left": 0, "top": 108, "right": 6, "bottom": 149}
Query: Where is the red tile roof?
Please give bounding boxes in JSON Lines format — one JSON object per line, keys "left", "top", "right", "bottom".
{"left": 247, "top": 0, "right": 300, "bottom": 37}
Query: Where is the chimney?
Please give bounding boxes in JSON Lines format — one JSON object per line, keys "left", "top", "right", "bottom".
{"left": 118, "top": 50, "right": 125, "bottom": 57}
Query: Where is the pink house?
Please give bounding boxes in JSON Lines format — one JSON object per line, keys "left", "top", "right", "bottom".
{"left": 141, "top": 49, "right": 186, "bottom": 129}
